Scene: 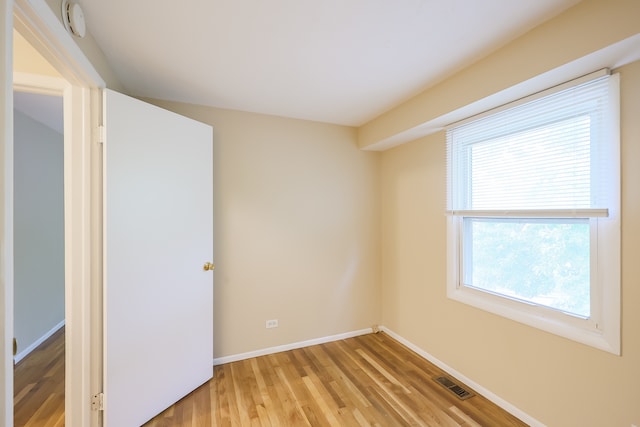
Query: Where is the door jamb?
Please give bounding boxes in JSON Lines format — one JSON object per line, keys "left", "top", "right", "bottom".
{"left": 1, "top": 3, "right": 15, "bottom": 426}
{"left": 10, "top": 1, "right": 105, "bottom": 426}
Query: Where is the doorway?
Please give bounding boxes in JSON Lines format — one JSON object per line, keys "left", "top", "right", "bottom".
{"left": 7, "top": 1, "right": 105, "bottom": 424}
{"left": 5, "top": 3, "right": 213, "bottom": 426}
{"left": 12, "top": 88, "right": 65, "bottom": 425}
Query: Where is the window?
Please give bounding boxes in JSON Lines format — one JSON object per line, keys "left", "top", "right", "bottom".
{"left": 446, "top": 70, "right": 620, "bottom": 354}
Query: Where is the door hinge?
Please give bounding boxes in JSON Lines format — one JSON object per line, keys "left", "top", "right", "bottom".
{"left": 97, "top": 125, "right": 105, "bottom": 145}
{"left": 91, "top": 392, "right": 104, "bottom": 411}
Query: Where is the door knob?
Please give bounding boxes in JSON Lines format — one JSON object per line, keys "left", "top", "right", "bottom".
{"left": 203, "top": 262, "right": 215, "bottom": 271}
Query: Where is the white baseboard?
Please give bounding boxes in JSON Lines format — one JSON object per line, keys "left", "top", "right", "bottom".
{"left": 15, "top": 319, "right": 65, "bottom": 364}
{"left": 380, "top": 326, "right": 546, "bottom": 427}
{"left": 213, "top": 328, "right": 372, "bottom": 366}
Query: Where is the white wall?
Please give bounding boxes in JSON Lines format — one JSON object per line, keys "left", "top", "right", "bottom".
{"left": 13, "top": 107, "right": 64, "bottom": 360}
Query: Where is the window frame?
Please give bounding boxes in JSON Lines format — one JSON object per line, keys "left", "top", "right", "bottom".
{"left": 446, "top": 71, "right": 620, "bottom": 355}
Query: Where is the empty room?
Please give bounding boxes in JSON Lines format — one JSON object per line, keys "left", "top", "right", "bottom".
{"left": 2, "top": 0, "right": 640, "bottom": 426}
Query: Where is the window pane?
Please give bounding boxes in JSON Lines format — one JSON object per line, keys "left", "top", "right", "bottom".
{"left": 463, "top": 218, "right": 590, "bottom": 317}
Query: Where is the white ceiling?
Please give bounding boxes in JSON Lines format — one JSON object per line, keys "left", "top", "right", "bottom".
{"left": 79, "top": 0, "right": 580, "bottom": 126}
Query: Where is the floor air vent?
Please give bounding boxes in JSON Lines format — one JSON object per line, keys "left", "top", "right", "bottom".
{"left": 433, "top": 376, "right": 475, "bottom": 400}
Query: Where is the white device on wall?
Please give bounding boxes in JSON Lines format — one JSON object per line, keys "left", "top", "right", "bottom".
{"left": 61, "top": 0, "right": 86, "bottom": 38}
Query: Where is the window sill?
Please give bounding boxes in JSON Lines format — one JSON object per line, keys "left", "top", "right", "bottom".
{"left": 446, "top": 284, "right": 620, "bottom": 355}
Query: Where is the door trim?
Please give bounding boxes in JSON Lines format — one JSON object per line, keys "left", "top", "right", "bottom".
{"left": 1, "top": 4, "right": 15, "bottom": 426}
{"left": 7, "top": 1, "right": 106, "bottom": 426}
{"left": 13, "top": 0, "right": 103, "bottom": 87}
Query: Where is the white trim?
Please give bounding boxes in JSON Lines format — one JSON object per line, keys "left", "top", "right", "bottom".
{"left": 445, "top": 69, "right": 609, "bottom": 129}
{"left": 1, "top": 5, "right": 14, "bottom": 426}
{"left": 13, "top": 71, "right": 68, "bottom": 94}
{"left": 62, "top": 82, "right": 94, "bottom": 427}
{"left": 445, "top": 208, "right": 608, "bottom": 218}
{"left": 213, "top": 328, "right": 372, "bottom": 366}
{"left": 88, "top": 87, "right": 103, "bottom": 427}
{"left": 380, "top": 326, "right": 546, "bottom": 427}
{"left": 13, "top": 0, "right": 103, "bottom": 87}
{"left": 14, "top": 319, "right": 65, "bottom": 363}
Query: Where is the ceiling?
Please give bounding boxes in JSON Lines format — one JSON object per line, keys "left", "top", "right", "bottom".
{"left": 79, "top": 0, "right": 580, "bottom": 126}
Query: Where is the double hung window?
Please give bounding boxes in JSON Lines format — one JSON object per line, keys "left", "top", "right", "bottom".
{"left": 446, "top": 71, "right": 620, "bottom": 353}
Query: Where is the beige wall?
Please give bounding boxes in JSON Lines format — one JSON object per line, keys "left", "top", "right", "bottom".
{"left": 142, "top": 100, "right": 381, "bottom": 358}
{"left": 380, "top": 59, "right": 640, "bottom": 426}
{"left": 9, "top": 0, "right": 638, "bottom": 424}
{"left": 13, "top": 30, "right": 59, "bottom": 77}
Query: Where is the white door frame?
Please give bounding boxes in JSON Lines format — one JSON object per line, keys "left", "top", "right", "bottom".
{"left": 3, "top": 0, "right": 105, "bottom": 426}
{"left": 1, "top": 2, "right": 15, "bottom": 426}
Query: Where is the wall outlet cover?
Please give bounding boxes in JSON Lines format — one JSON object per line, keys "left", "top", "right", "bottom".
{"left": 266, "top": 319, "right": 278, "bottom": 329}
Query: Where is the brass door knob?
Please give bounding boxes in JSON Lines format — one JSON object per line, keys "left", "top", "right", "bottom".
{"left": 203, "top": 262, "right": 215, "bottom": 271}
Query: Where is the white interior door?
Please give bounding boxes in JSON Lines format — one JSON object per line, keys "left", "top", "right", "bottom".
{"left": 103, "top": 89, "right": 213, "bottom": 427}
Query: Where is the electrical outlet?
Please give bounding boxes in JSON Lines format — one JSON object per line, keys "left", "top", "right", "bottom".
{"left": 266, "top": 319, "right": 278, "bottom": 329}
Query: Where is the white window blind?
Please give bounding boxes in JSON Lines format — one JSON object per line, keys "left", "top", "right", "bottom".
{"left": 446, "top": 72, "right": 614, "bottom": 218}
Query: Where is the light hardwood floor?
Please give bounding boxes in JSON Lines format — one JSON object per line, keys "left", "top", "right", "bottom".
{"left": 14, "top": 327, "right": 65, "bottom": 427}
{"left": 145, "top": 333, "right": 527, "bottom": 427}
{"left": 13, "top": 329, "right": 528, "bottom": 426}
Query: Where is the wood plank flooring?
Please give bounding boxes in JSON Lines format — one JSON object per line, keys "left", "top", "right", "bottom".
{"left": 145, "top": 333, "right": 527, "bottom": 427}
{"left": 14, "top": 326, "right": 65, "bottom": 427}
{"left": 12, "top": 330, "right": 528, "bottom": 426}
